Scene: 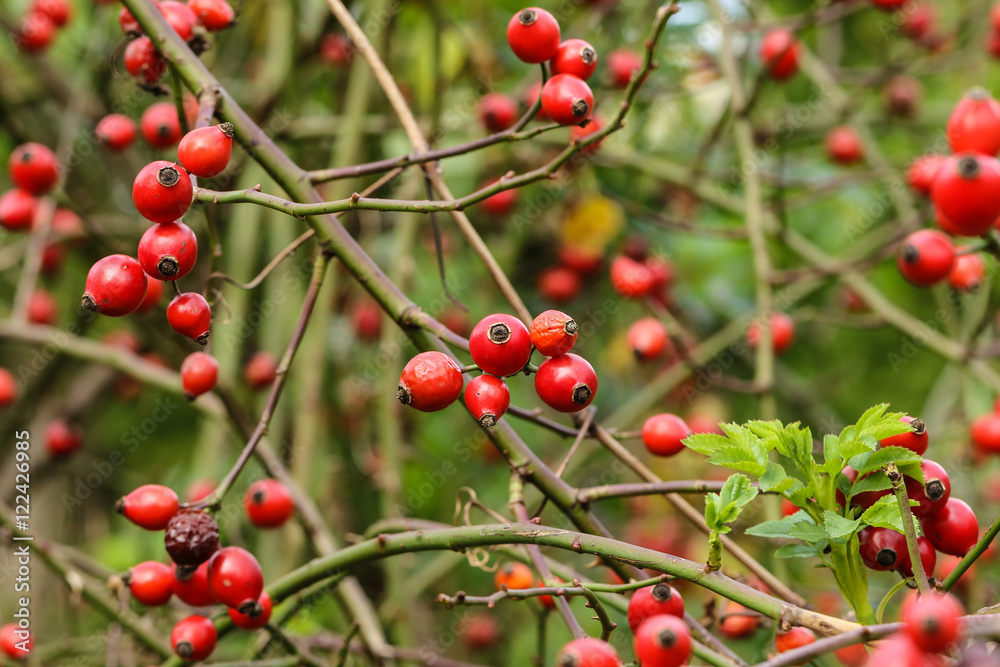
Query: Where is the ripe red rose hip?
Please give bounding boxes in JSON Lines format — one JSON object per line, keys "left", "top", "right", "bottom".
{"left": 825, "top": 126, "right": 864, "bottom": 165}
{"left": 930, "top": 153, "right": 1000, "bottom": 236}
{"left": 628, "top": 317, "right": 670, "bottom": 361}
{"left": 32, "top": 0, "right": 72, "bottom": 26}
{"left": 556, "top": 637, "right": 621, "bottom": 667}
{"left": 760, "top": 29, "right": 800, "bottom": 81}
{"left": 125, "top": 561, "right": 174, "bottom": 606}
{"left": 172, "top": 561, "right": 217, "bottom": 607}
{"left": 160, "top": 1, "right": 198, "bottom": 40}
{"left": 26, "top": 288, "right": 58, "bottom": 325}
{"left": 947, "top": 87, "right": 1000, "bottom": 156}
{"left": 904, "top": 459, "right": 951, "bottom": 518}
{"left": 133, "top": 161, "right": 193, "bottom": 224}
{"left": 125, "top": 36, "right": 166, "bottom": 85}
{"left": 530, "top": 310, "right": 578, "bottom": 356}
{"left": 178, "top": 123, "right": 235, "bottom": 178}
{"left": 971, "top": 411, "right": 1000, "bottom": 454}
{"left": 141, "top": 102, "right": 182, "bottom": 149}
{"left": 922, "top": 497, "right": 979, "bottom": 556}
{"left": 9, "top": 142, "right": 59, "bottom": 194}
{"left": 606, "top": 49, "right": 642, "bottom": 88}
{"left": 747, "top": 312, "right": 795, "bottom": 354}
{"left": 902, "top": 591, "right": 965, "bottom": 653}
{"left": 470, "top": 313, "right": 532, "bottom": 377}
{"left": 642, "top": 414, "right": 690, "bottom": 457}
{"left": 507, "top": 7, "right": 561, "bottom": 64}
{"left": 171, "top": 615, "right": 217, "bottom": 662}
{"left": 95, "top": 114, "right": 137, "bottom": 152}
{"left": 949, "top": 252, "right": 986, "bottom": 291}
{"left": 167, "top": 292, "right": 212, "bottom": 345}
{"left": 189, "top": 0, "right": 236, "bottom": 31}
{"left": 0, "top": 368, "right": 17, "bottom": 407}
{"left": 534, "top": 353, "right": 598, "bottom": 413}
{"left": 880, "top": 415, "right": 928, "bottom": 455}
{"left": 244, "top": 478, "right": 295, "bottom": 528}
{"left": 538, "top": 266, "right": 582, "bottom": 303}
{"left": 899, "top": 535, "right": 937, "bottom": 580}
{"left": 897, "top": 230, "right": 955, "bottom": 287}
{"left": 478, "top": 93, "right": 519, "bottom": 133}
{"left": 775, "top": 627, "right": 816, "bottom": 665}
{"left": 494, "top": 562, "right": 534, "bottom": 591}
{"left": 464, "top": 374, "right": 511, "bottom": 428}
{"left": 243, "top": 351, "right": 278, "bottom": 389}
{"left": 139, "top": 221, "right": 199, "bottom": 280}
{"left": 44, "top": 418, "right": 82, "bottom": 457}
{"left": 908, "top": 154, "right": 945, "bottom": 196}
{"left": 634, "top": 614, "right": 693, "bottom": 667}
{"left": 0, "top": 189, "right": 37, "bottom": 231}
{"left": 858, "top": 525, "right": 907, "bottom": 571}
{"left": 83, "top": 255, "right": 149, "bottom": 317}
{"left": 116, "top": 484, "right": 179, "bottom": 531}
{"left": 627, "top": 583, "right": 685, "bottom": 632}
{"left": 551, "top": 38, "right": 598, "bottom": 80}
{"left": 229, "top": 592, "right": 272, "bottom": 629}
{"left": 0, "top": 623, "right": 31, "bottom": 659}
{"left": 610, "top": 255, "right": 654, "bottom": 298}
{"left": 397, "top": 351, "right": 464, "bottom": 411}
{"left": 541, "top": 74, "right": 594, "bottom": 126}
{"left": 181, "top": 352, "right": 218, "bottom": 399}
{"left": 207, "top": 546, "right": 264, "bottom": 615}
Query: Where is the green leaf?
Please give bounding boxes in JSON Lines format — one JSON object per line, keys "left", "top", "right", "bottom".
{"left": 850, "top": 472, "right": 892, "bottom": 496}
{"left": 860, "top": 495, "right": 908, "bottom": 533}
{"left": 788, "top": 522, "right": 829, "bottom": 543}
{"left": 684, "top": 432, "right": 735, "bottom": 456}
{"left": 720, "top": 473, "right": 758, "bottom": 510}
{"left": 853, "top": 404, "right": 888, "bottom": 434}
{"left": 775, "top": 543, "right": 821, "bottom": 559}
{"left": 854, "top": 446, "right": 922, "bottom": 476}
{"left": 685, "top": 429, "right": 768, "bottom": 476}
{"left": 704, "top": 494, "right": 722, "bottom": 531}
{"left": 840, "top": 436, "right": 878, "bottom": 462}
{"left": 835, "top": 471, "right": 854, "bottom": 500}
{"left": 760, "top": 461, "right": 796, "bottom": 493}
{"left": 773, "top": 424, "right": 814, "bottom": 475}
{"left": 824, "top": 511, "right": 862, "bottom": 543}
{"left": 898, "top": 461, "right": 924, "bottom": 485}
{"left": 819, "top": 434, "right": 843, "bottom": 474}
{"left": 746, "top": 513, "right": 810, "bottom": 539}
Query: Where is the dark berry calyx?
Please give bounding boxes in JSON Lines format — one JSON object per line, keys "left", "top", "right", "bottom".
{"left": 157, "top": 255, "right": 180, "bottom": 277}
{"left": 957, "top": 156, "right": 981, "bottom": 180}
{"left": 175, "top": 641, "right": 195, "bottom": 659}
{"left": 164, "top": 508, "right": 220, "bottom": 566}
{"left": 876, "top": 547, "right": 898, "bottom": 568}
{"left": 557, "top": 654, "right": 578, "bottom": 667}
{"left": 81, "top": 294, "right": 98, "bottom": 312}
{"left": 651, "top": 583, "right": 674, "bottom": 601}
{"left": 238, "top": 599, "right": 264, "bottom": 617}
{"left": 926, "top": 479, "right": 946, "bottom": 501}
{"left": 571, "top": 384, "right": 592, "bottom": 405}
{"left": 910, "top": 418, "right": 926, "bottom": 435}
{"left": 580, "top": 47, "right": 596, "bottom": 65}
{"left": 195, "top": 331, "right": 211, "bottom": 346}
{"left": 478, "top": 413, "right": 497, "bottom": 429}
{"left": 517, "top": 9, "right": 538, "bottom": 25}
{"left": 656, "top": 628, "right": 679, "bottom": 649}
{"left": 156, "top": 165, "right": 182, "bottom": 188}
{"left": 563, "top": 319, "right": 579, "bottom": 335}
{"left": 487, "top": 322, "right": 512, "bottom": 344}
{"left": 570, "top": 99, "right": 590, "bottom": 119}
{"left": 902, "top": 244, "right": 920, "bottom": 264}
{"left": 219, "top": 122, "right": 235, "bottom": 138}
{"left": 396, "top": 384, "right": 412, "bottom": 405}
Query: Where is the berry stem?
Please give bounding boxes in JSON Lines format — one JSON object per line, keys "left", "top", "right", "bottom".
{"left": 885, "top": 462, "right": 931, "bottom": 595}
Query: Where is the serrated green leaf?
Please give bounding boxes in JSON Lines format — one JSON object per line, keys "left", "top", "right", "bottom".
{"left": 855, "top": 446, "right": 922, "bottom": 475}
{"left": 898, "top": 461, "right": 924, "bottom": 485}
{"left": 720, "top": 473, "right": 758, "bottom": 508}
{"left": 820, "top": 434, "right": 842, "bottom": 474}
{"left": 841, "top": 437, "right": 878, "bottom": 462}
{"left": 760, "top": 461, "right": 796, "bottom": 493}
{"left": 704, "top": 494, "right": 721, "bottom": 531}
{"left": 684, "top": 432, "right": 735, "bottom": 457}
{"left": 775, "top": 543, "right": 821, "bottom": 559}
{"left": 835, "top": 471, "right": 853, "bottom": 499}
{"left": 854, "top": 404, "right": 889, "bottom": 433}
{"left": 745, "top": 419, "right": 784, "bottom": 440}
{"left": 746, "top": 513, "right": 809, "bottom": 539}
{"left": 788, "top": 522, "right": 829, "bottom": 542}
{"left": 824, "top": 511, "right": 861, "bottom": 542}
{"left": 860, "top": 495, "right": 907, "bottom": 533}
{"left": 850, "top": 472, "right": 892, "bottom": 496}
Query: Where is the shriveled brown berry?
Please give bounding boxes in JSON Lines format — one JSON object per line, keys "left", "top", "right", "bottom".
{"left": 164, "top": 509, "right": 220, "bottom": 567}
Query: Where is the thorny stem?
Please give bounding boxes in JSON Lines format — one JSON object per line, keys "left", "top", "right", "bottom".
{"left": 885, "top": 463, "right": 930, "bottom": 595}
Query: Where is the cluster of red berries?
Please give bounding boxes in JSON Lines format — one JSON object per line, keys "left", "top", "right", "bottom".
{"left": 14, "top": 0, "right": 72, "bottom": 53}
{"left": 493, "top": 561, "right": 557, "bottom": 610}
{"left": 116, "top": 479, "right": 294, "bottom": 661}
{"left": 1, "top": 142, "right": 60, "bottom": 232}
{"left": 865, "top": 590, "right": 966, "bottom": 666}
{"left": 120, "top": 0, "right": 235, "bottom": 86}
{"left": 398, "top": 310, "right": 597, "bottom": 424}
{"left": 898, "top": 88, "right": 1000, "bottom": 287}
{"left": 96, "top": 97, "right": 200, "bottom": 154}
{"left": 842, "top": 417, "right": 979, "bottom": 577}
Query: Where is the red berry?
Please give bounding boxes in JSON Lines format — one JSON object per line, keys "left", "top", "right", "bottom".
{"left": 0, "top": 623, "right": 31, "bottom": 660}
{"left": 931, "top": 153, "right": 1000, "bottom": 236}
{"left": 901, "top": 4, "right": 936, "bottom": 39}
{"left": 904, "top": 459, "right": 951, "bottom": 518}
{"left": 897, "top": 230, "right": 955, "bottom": 287}
{"left": 610, "top": 255, "right": 654, "bottom": 298}
{"left": 172, "top": 561, "right": 217, "bottom": 607}
{"left": 530, "top": 310, "right": 578, "bottom": 356}
{"left": 538, "top": 266, "right": 582, "bottom": 303}
{"left": 551, "top": 38, "right": 598, "bottom": 80}
{"left": 167, "top": 292, "right": 212, "bottom": 345}
{"left": 871, "top": 0, "right": 908, "bottom": 10}
{"left": 560, "top": 244, "right": 602, "bottom": 274}
{"left": 880, "top": 415, "right": 928, "bottom": 455}
{"left": 556, "top": 637, "right": 621, "bottom": 667}
{"left": 178, "top": 123, "right": 234, "bottom": 178}
{"left": 469, "top": 313, "right": 533, "bottom": 377}
{"left": 244, "top": 479, "right": 295, "bottom": 528}
{"left": 907, "top": 155, "right": 946, "bottom": 196}
{"left": 171, "top": 615, "right": 217, "bottom": 662}
{"left": 495, "top": 562, "right": 534, "bottom": 590}
{"left": 186, "top": 479, "right": 215, "bottom": 503}
{"left": 44, "top": 418, "right": 82, "bottom": 457}
{"left": 124, "top": 36, "right": 166, "bottom": 85}
{"left": 181, "top": 352, "right": 218, "bottom": 398}
{"left": 541, "top": 74, "right": 593, "bottom": 126}
{"left": 825, "top": 126, "right": 864, "bottom": 165}
{"left": 947, "top": 88, "right": 1000, "bottom": 156}
{"left": 462, "top": 613, "right": 500, "bottom": 649}
{"left": 867, "top": 634, "right": 940, "bottom": 667}
{"left": 899, "top": 535, "right": 937, "bottom": 580}
{"left": 534, "top": 353, "right": 597, "bottom": 413}
{"left": 138, "top": 221, "right": 199, "bottom": 280}
{"left": 627, "top": 583, "right": 685, "bottom": 632}
{"left": 31, "top": 0, "right": 72, "bottom": 26}
{"left": 82, "top": 254, "right": 149, "bottom": 317}
{"left": 137, "top": 277, "right": 165, "bottom": 312}
{"left": 119, "top": 1, "right": 161, "bottom": 33}
{"left": 350, "top": 299, "right": 382, "bottom": 342}
{"left": 478, "top": 93, "right": 519, "bottom": 133}
{"left": 116, "top": 484, "right": 179, "bottom": 531}
{"left": 189, "top": 0, "right": 235, "bottom": 31}
{"left": 16, "top": 12, "right": 56, "bottom": 52}
{"left": 525, "top": 81, "right": 549, "bottom": 120}
{"left": 0, "top": 189, "right": 37, "bottom": 231}
{"left": 858, "top": 526, "right": 907, "bottom": 571}
{"left": 642, "top": 414, "right": 690, "bottom": 457}
{"left": 464, "top": 374, "right": 511, "bottom": 428}
{"left": 628, "top": 317, "right": 670, "bottom": 361}
{"left": 397, "top": 351, "right": 464, "bottom": 411}
{"left": 26, "top": 288, "right": 58, "bottom": 325}
{"left": 760, "top": 29, "right": 800, "bottom": 81}
{"left": 775, "top": 627, "right": 816, "bottom": 666}
{"left": 160, "top": 1, "right": 198, "bottom": 40}
{"left": 883, "top": 74, "right": 922, "bottom": 118}
{"left": 140, "top": 102, "right": 182, "bottom": 149}
{"left": 571, "top": 115, "right": 604, "bottom": 153}
{"left": 0, "top": 368, "right": 17, "bottom": 407}
{"left": 243, "top": 351, "right": 277, "bottom": 389}
{"left": 40, "top": 241, "right": 64, "bottom": 275}
{"left": 9, "top": 142, "right": 59, "bottom": 194}
{"left": 719, "top": 601, "right": 758, "bottom": 638}
{"left": 634, "top": 614, "right": 693, "bottom": 667}
{"left": 319, "top": 33, "right": 353, "bottom": 66}
{"left": 207, "top": 546, "right": 264, "bottom": 614}
{"left": 96, "top": 114, "right": 137, "bottom": 152}
{"left": 229, "top": 592, "right": 272, "bottom": 630}
{"left": 126, "top": 561, "right": 173, "bottom": 606}
{"left": 606, "top": 49, "right": 642, "bottom": 88}
{"left": 480, "top": 179, "right": 518, "bottom": 216}
{"left": 922, "top": 497, "right": 979, "bottom": 556}
{"left": 133, "top": 161, "right": 193, "bottom": 224}
{"left": 972, "top": 411, "right": 1000, "bottom": 454}
{"left": 51, "top": 206, "right": 83, "bottom": 238}
{"left": 901, "top": 591, "right": 965, "bottom": 653}
{"left": 507, "top": 8, "right": 561, "bottom": 64}
{"left": 949, "top": 252, "right": 986, "bottom": 291}
{"left": 747, "top": 313, "right": 795, "bottom": 354}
